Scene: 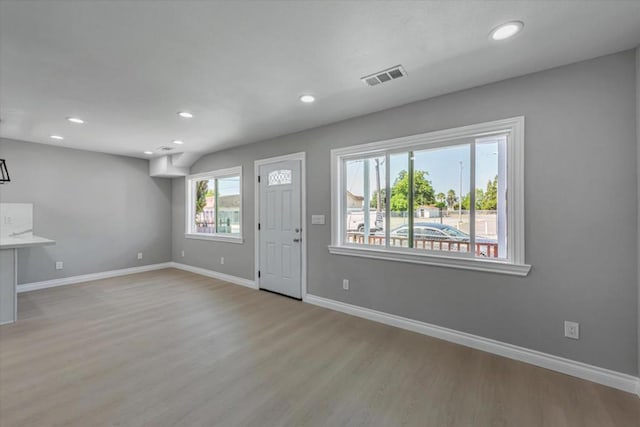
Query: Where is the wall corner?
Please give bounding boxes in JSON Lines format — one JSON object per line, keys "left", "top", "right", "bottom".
{"left": 636, "top": 45, "right": 640, "bottom": 380}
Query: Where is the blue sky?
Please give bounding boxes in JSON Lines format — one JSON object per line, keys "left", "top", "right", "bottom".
{"left": 346, "top": 136, "right": 504, "bottom": 199}
{"left": 203, "top": 176, "right": 240, "bottom": 197}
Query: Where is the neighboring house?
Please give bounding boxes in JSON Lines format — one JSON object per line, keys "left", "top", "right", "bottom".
{"left": 198, "top": 194, "right": 240, "bottom": 233}
{"left": 204, "top": 195, "right": 215, "bottom": 211}
{"left": 346, "top": 191, "right": 364, "bottom": 209}
{"left": 415, "top": 205, "right": 441, "bottom": 218}
{"left": 218, "top": 194, "right": 241, "bottom": 232}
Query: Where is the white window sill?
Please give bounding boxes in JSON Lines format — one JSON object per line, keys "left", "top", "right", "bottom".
{"left": 328, "top": 245, "right": 531, "bottom": 276}
{"left": 185, "top": 233, "right": 244, "bottom": 244}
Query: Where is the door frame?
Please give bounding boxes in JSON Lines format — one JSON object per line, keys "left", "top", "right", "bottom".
{"left": 254, "top": 152, "right": 307, "bottom": 299}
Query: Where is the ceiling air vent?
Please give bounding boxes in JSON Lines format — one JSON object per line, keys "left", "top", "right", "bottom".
{"left": 156, "top": 146, "right": 175, "bottom": 152}
{"left": 361, "top": 65, "right": 407, "bottom": 87}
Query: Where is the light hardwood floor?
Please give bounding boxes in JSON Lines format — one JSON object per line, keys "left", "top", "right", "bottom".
{"left": 0, "top": 268, "right": 638, "bottom": 426}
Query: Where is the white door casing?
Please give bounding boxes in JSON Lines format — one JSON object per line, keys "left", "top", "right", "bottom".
{"left": 257, "top": 157, "right": 303, "bottom": 298}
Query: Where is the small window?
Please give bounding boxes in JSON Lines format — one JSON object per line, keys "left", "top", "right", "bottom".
{"left": 185, "top": 166, "right": 242, "bottom": 243}
{"left": 268, "top": 169, "right": 292, "bottom": 186}
{"left": 330, "top": 117, "right": 529, "bottom": 276}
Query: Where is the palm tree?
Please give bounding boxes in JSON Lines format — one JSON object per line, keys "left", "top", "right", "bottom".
{"left": 436, "top": 192, "right": 445, "bottom": 204}
{"left": 196, "top": 181, "right": 209, "bottom": 215}
{"left": 446, "top": 189, "right": 457, "bottom": 211}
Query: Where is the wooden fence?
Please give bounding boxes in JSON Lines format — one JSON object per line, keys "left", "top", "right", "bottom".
{"left": 346, "top": 233, "right": 499, "bottom": 258}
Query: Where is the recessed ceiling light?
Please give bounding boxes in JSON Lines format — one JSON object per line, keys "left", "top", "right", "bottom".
{"left": 178, "top": 111, "right": 193, "bottom": 118}
{"left": 299, "top": 94, "right": 315, "bottom": 103}
{"left": 144, "top": 151, "right": 153, "bottom": 155}
{"left": 172, "top": 140, "right": 184, "bottom": 145}
{"left": 67, "top": 117, "right": 84, "bottom": 124}
{"left": 50, "top": 135, "right": 64, "bottom": 140}
{"left": 490, "top": 21, "right": 524, "bottom": 41}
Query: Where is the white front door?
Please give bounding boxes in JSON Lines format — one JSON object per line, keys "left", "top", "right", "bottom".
{"left": 258, "top": 159, "right": 302, "bottom": 299}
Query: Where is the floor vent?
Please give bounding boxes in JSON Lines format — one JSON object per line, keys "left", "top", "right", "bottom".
{"left": 361, "top": 65, "right": 407, "bottom": 86}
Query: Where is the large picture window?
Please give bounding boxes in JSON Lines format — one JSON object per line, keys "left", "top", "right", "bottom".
{"left": 330, "top": 117, "right": 529, "bottom": 276}
{"left": 185, "top": 166, "right": 242, "bottom": 243}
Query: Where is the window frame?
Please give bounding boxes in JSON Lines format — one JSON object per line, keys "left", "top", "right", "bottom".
{"left": 185, "top": 166, "right": 243, "bottom": 244}
{"left": 329, "top": 117, "right": 530, "bottom": 276}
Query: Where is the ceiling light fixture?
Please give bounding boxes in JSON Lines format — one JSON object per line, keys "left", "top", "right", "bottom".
{"left": 178, "top": 111, "right": 193, "bottom": 118}
{"left": 67, "top": 117, "right": 84, "bottom": 124}
{"left": 299, "top": 94, "right": 315, "bottom": 103}
{"left": 490, "top": 21, "right": 524, "bottom": 41}
{"left": 172, "top": 140, "right": 184, "bottom": 145}
{"left": 144, "top": 151, "right": 153, "bottom": 155}
{"left": 50, "top": 135, "right": 64, "bottom": 140}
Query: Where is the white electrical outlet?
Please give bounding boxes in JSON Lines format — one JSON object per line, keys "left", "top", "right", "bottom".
{"left": 137, "top": 252, "right": 143, "bottom": 260}
{"left": 181, "top": 250, "right": 185, "bottom": 257}
{"left": 564, "top": 321, "right": 580, "bottom": 339}
{"left": 342, "top": 279, "right": 349, "bottom": 290}
{"left": 55, "top": 261, "right": 63, "bottom": 270}
{"left": 220, "top": 257, "right": 224, "bottom": 265}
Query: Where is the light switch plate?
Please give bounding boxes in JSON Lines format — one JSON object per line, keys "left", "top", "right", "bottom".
{"left": 311, "top": 215, "right": 325, "bottom": 225}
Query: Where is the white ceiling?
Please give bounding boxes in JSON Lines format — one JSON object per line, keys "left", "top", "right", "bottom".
{"left": 1, "top": 1, "right": 639, "bottom": 159}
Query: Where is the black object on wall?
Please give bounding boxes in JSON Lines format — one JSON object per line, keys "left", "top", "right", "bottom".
{"left": 0, "top": 159, "right": 10, "bottom": 183}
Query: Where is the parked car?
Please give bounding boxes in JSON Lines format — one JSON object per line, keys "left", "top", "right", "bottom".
{"left": 386, "top": 222, "right": 496, "bottom": 244}
{"left": 346, "top": 210, "right": 384, "bottom": 232}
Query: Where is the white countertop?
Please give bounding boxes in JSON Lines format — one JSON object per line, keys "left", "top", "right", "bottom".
{"left": 0, "top": 235, "right": 56, "bottom": 249}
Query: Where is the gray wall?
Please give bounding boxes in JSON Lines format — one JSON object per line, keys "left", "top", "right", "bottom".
{"left": 0, "top": 139, "right": 172, "bottom": 283}
{"left": 636, "top": 46, "right": 640, "bottom": 379}
{"left": 173, "top": 50, "right": 638, "bottom": 375}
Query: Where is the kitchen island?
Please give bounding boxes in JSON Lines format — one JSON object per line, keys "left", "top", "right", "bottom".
{"left": 0, "top": 235, "right": 55, "bottom": 324}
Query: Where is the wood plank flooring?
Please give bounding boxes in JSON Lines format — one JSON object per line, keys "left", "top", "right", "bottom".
{"left": 0, "top": 268, "right": 638, "bottom": 426}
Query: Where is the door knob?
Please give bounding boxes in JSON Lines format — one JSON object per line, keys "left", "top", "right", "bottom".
{"left": 295, "top": 228, "right": 300, "bottom": 233}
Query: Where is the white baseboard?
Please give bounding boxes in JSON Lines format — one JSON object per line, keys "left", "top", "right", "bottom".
{"left": 17, "top": 262, "right": 256, "bottom": 294}
{"left": 304, "top": 294, "right": 640, "bottom": 395}
{"left": 169, "top": 262, "right": 257, "bottom": 290}
{"left": 17, "top": 262, "right": 174, "bottom": 293}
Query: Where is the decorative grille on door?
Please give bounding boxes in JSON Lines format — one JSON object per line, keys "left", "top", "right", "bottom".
{"left": 268, "top": 169, "right": 292, "bottom": 186}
